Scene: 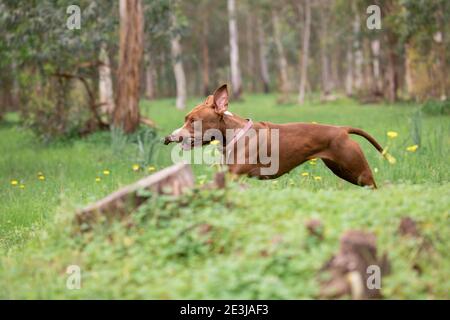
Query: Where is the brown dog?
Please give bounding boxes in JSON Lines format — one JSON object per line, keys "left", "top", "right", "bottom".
{"left": 164, "top": 84, "right": 383, "bottom": 188}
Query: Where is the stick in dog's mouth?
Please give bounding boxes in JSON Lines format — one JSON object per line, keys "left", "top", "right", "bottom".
{"left": 163, "top": 135, "right": 206, "bottom": 150}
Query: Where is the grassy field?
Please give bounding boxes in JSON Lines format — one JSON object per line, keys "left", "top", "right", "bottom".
{"left": 0, "top": 94, "right": 449, "bottom": 299}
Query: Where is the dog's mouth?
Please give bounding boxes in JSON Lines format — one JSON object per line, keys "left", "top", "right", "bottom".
{"left": 164, "top": 135, "right": 211, "bottom": 150}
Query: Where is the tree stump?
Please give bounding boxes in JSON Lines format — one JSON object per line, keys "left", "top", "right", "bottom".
{"left": 319, "top": 230, "right": 390, "bottom": 299}
{"left": 75, "top": 163, "right": 194, "bottom": 230}
{"left": 398, "top": 216, "right": 420, "bottom": 237}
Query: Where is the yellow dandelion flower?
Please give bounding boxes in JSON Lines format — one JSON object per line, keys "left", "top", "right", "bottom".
{"left": 10, "top": 180, "right": 18, "bottom": 186}
{"left": 385, "top": 153, "right": 397, "bottom": 164}
{"left": 147, "top": 166, "right": 156, "bottom": 172}
{"left": 301, "top": 172, "right": 309, "bottom": 177}
{"left": 95, "top": 177, "right": 101, "bottom": 182}
{"left": 312, "top": 121, "right": 318, "bottom": 124}
{"left": 210, "top": 140, "right": 220, "bottom": 145}
{"left": 103, "top": 170, "right": 111, "bottom": 175}
{"left": 314, "top": 176, "right": 322, "bottom": 181}
{"left": 38, "top": 175, "right": 45, "bottom": 181}
{"left": 406, "top": 145, "right": 419, "bottom": 152}
{"left": 132, "top": 164, "right": 140, "bottom": 172}
{"left": 387, "top": 131, "right": 398, "bottom": 139}
{"left": 19, "top": 184, "right": 25, "bottom": 189}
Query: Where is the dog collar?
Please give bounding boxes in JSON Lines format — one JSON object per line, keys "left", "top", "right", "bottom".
{"left": 225, "top": 119, "right": 253, "bottom": 157}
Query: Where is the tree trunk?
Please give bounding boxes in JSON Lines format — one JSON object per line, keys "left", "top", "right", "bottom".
{"left": 386, "top": 50, "right": 398, "bottom": 103}
{"left": 159, "top": 52, "right": 168, "bottom": 97}
{"left": 256, "top": 14, "right": 270, "bottom": 93}
{"left": 246, "top": 12, "right": 256, "bottom": 92}
{"left": 170, "top": 31, "right": 187, "bottom": 110}
{"left": 331, "top": 51, "right": 339, "bottom": 92}
{"left": 345, "top": 44, "right": 354, "bottom": 97}
{"left": 11, "top": 60, "right": 20, "bottom": 109}
{"left": 0, "top": 60, "right": 20, "bottom": 118}
{"left": 201, "top": 17, "right": 210, "bottom": 96}
{"left": 371, "top": 39, "right": 382, "bottom": 94}
{"left": 98, "top": 43, "right": 115, "bottom": 117}
{"left": 404, "top": 43, "right": 414, "bottom": 99}
{"left": 298, "top": 0, "right": 311, "bottom": 104}
{"left": 272, "top": 9, "right": 290, "bottom": 102}
{"left": 382, "top": 1, "right": 399, "bottom": 103}
{"left": 435, "top": 6, "right": 447, "bottom": 100}
{"left": 319, "top": 4, "right": 332, "bottom": 97}
{"left": 320, "top": 50, "right": 331, "bottom": 95}
{"left": 437, "top": 36, "right": 447, "bottom": 100}
{"left": 362, "top": 39, "right": 374, "bottom": 94}
{"left": 385, "top": 32, "right": 398, "bottom": 103}
{"left": 227, "top": 0, "right": 243, "bottom": 99}
{"left": 145, "top": 52, "right": 156, "bottom": 100}
{"left": 353, "top": 11, "right": 363, "bottom": 91}
{"left": 114, "top": 0, "right": 144, "bottom": 133}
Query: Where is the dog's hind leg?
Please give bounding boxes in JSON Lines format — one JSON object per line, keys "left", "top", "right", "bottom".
{"left": 322, "top": 159, "right": 356, "bottom": 184}
{"left": 322, "top": 159, "right": 376, "bottom": 188}
{"left": 322, "top": 138, "right": 377, "bottom": 188}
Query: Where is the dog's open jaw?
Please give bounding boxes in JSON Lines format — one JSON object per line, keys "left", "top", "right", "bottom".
{"left": 164, "top": 126, "right": 203, "bottom": 150}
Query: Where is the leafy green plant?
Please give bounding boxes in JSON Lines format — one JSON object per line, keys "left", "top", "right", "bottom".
{"left": 134, "top": 127, "right": 160, "bottom": 167}
{"left": 110, "top": 126, "right": 130, "bottom": 154}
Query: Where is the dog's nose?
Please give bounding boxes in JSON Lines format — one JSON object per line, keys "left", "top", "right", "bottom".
{"left": 163, "top": 135, "right": 173, "bottom": 145}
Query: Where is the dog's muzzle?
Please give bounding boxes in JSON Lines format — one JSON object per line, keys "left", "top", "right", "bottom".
{"left": 163, "top": 135, "right": 182, "bottom": 145}
{"left": 164, "top": 134, "right": 204, "bottom": 150}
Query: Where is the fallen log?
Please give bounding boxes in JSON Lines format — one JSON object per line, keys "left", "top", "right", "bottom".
{"left": 75, "top": 163, "right": 194, "bottom": 230}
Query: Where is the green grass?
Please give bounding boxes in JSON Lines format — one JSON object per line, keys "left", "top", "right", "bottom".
{"left": 0, "top": 94, "right": 449, "bottom": 299}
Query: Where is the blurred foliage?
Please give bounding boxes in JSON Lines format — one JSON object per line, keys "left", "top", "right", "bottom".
{"left": 0, "top": 0, "right": 119, "bottom": 140}
{"left": 0, "top": 0, "right": 117, "bottom": 72}
{"left": 1, "top": 180, "right": 448, "bottom": 298}
{"left": 421, "top": 100, "right": 450, "bottom": 116}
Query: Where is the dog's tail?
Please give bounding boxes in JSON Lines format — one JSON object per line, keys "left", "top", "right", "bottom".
{"left": 347, "top": 127, "right": 383, "bottom": 153}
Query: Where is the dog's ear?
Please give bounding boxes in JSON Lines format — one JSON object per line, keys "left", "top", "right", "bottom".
{"left": 204, "top": 95, "right": 214, "bottom": 107}
{"left": 212, "top": 84, "right": 228, "bottom": 114}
